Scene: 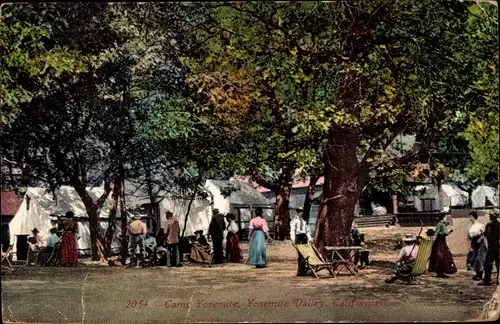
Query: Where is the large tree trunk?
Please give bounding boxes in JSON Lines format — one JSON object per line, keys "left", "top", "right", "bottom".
{"left": 314, "top": 127, "right": 361, "bottom": 255}
{"left": 72, "top": 179, "right": 111, "bottom": 260}
{"left": 119, "top": 167, "right": 128, "bottom": 263}
{"left": 303, "top": 175, "right": 320, "bottom": 224}
{"left": 105, "top": 175, "right": 121, "bottom": 256}
{"left": 274, "top": 164, "right": 295, "bottom": 240}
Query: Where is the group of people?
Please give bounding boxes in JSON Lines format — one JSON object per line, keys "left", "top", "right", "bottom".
{"left": 467, "top": 210, "right": 500, "bottom": 286}
{"left": 27, "top": 211, "right": 79, "bottom": 266}
{"left": 385, "top": 209, "right": 500, "bottom": 285}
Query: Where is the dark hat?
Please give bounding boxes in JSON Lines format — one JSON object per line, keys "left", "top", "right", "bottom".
{"left": 166, "top": 210, "right": 173, "bottom": 218}
{"left": 49, "top": 228, "right": 58, "bottom": 234}
{"left": 426, "top": 229, "right": 435, "bottom": 237}
{"left": 194, "top": 230, "right": 204, "bottom": 235}
{"left": 65, "top": 211, "right": 74, "bottom": 218}
{"left": 490, "top": 209, "right": 499, "bottom": 218}
{"left": 255, "top": 207, "right": 263, "bottom": 216}
{"left": 31, "top": 228, "right": 39, "bottom": 233}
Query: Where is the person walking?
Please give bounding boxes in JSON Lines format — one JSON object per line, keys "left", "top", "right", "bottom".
{"left": 290, "top": 207, "right": 312, "bottom": 276}
{"left": 467, "top": 211, "right": 486, "bottom": 280}
{"left": 129, "top": 214, "right": 147, "bottom": 267}
{"left": 225, "top": 213, "right": 242, "bottom": 263}
{"left": 480, "top": 210, "right": 500, "bottom": 286}
{"left": 248, "top": 207, "right": 271, "bottom": 268}
{"left": 428, "top": 213, "right": 457, "bottom": 278}
{"left": 164, "top": 211, "right": 181, "bottom": 267}
{"left": 209, "top": 209, "right": 226, "bottom": 264}
{"left": 58, "top": 211, "right": 79, "bottom": 266}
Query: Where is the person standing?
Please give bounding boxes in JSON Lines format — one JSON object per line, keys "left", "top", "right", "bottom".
{"left": 428, "top": 213, "right": 457, "bottom": 278}
{"left": 480, "top": 210, "right": 500, "bottom": 286}
{"left": 248, "top": 207, "right": 271, "bottom": 268}
{"left": 209, "top": 209, "right": 226, "bottom": 264}
{"left": 467, "top": 211, "right": 486, "bottom": 280}
{"left": 225, "top": 213, "right": 242, "bottom": 263}
{"left": 290, "top": 207, "right": 312, "bottom": 276}
{"left": 129, "top": 214, "right": 147, "bottom": 267}
{"left": 58, "top": 211, "right": 79, "bottom": 266}
{"left": 164, "top": 211, "right": 181, "bottom": 267}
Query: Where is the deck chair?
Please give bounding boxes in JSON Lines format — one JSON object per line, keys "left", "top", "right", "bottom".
{"left": 293, "top": 242, "right": 335, "bottom": 279}
{"left": 1, "top": 245, "right": 14, "bottom": 271}
{"left": 396, "top": 236, "right": 434, "bottom": 284}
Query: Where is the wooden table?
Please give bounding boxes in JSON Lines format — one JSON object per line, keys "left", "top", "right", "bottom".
{"left": 325, "top": 246, "right": 364, "bottom": 276}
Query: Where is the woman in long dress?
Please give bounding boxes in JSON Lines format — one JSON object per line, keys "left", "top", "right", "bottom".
{"left": 58, "top": 211, "right": 79, "bottom": 266}
{"left": 428, "top": 213, "right": 457, "bottom": 278}
{"left": 247, "top": 207, "right": 271, "bottom": 268}
{"left": 225, "top": 213, "right": 242, "bottom": 263}
{"left": 189, "top": 230, "right": 212, "bottom": 264}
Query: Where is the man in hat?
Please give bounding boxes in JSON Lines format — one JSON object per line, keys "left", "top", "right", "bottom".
{"left": 27, "top": 228, "right": 47, "bottom": 265}
{"left": 480, "top": 209, "right": 500, "bottom": 286}
{"left": 290, "top": 207, "right": 312, "bottom": 276}
{"left": 164, "top": 211, "right": 181, "bottom": 267}
{"left": 128, "top": 214, "right": 147, "bottom": 267}
{"left": 209, "top": 208, "right": 226, "bottom": 264}
{"left": 385, "top": 234, "right": 419, "bottom": 283}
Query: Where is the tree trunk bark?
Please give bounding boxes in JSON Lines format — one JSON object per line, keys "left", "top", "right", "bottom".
{"left": 181, "top": 192, "right": 197, "bottom": 238}
{"left": 105, "top": 175, "right": 121, "bottom": 256}
{"left": 72, "top": 179, "right": 111, "bottom": 260}
{"left": 119, "top": 167, "right": 128, "bottom": 263}
{"left": 314, "top": 127, "right": 361, "bottom": 255}
{"left": 274, "top": 164, "right": 295, "bottom": 240}
{"left": 392, "top": 194, "right": 398, "bottom": 215}
{"left": 303, "top": 175, "right": 320, "bottom": 224}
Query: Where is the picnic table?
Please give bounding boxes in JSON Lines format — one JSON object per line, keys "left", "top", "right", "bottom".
{"left": 325, "top": 246, "right": 364, "bottom": 276}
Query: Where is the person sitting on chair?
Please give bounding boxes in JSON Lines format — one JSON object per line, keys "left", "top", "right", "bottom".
{"left": 189, "top": 230, "right": 212, "bottom": 264}
{"left": 352, "top": 221, "right": 370, "bottom": 267}
{"left": 28, "top": 228, "right": 46, "bottom": 265}
{"left": 143, "top": 231, "right": 157, "bottom": 264}
{"left": 385, "top": 234, "right": 419, "bottom": 284}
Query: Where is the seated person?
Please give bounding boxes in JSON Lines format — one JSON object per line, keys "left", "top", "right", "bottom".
{"left": 38, "top": 228, "right": 60, "bottom": 265}
{"left": 143, "top": 231, "right": 157, "bottom": 260}
{"left": 189, "top": 230, "right": 212, "bottom": 264}
{"left": 28, "top": 228, "right": 47, "bottom": 265}
{"left": 385, "top": 234, "right": 419, "bottom": 283}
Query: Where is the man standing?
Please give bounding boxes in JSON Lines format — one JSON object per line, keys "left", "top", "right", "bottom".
{"left": 209, "top": 209, "right": 226, "bottom": 264}
{"left": 129, "top": 214, "right": 147, "bottom": 267}
{"left": 481, "top": 210, "right": 500, "bottom": 286}
{"left": 290, "top": 207, "right": 312, "bottom": 276}
{"left": 164, "top": 211, "right": 181, "bottom": 267}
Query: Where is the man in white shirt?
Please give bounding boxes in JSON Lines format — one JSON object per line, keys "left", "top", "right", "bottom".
{"left": 28, "top": 228, "right": 46, "bottom": 265}
{"left": 385, "top": 234, "right": 419, "bottom": 283}
{"left": 290, "top": 207, "right": 312, "bottom": 276}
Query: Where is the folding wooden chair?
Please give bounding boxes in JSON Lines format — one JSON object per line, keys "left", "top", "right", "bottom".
{"left": 293, "top": 242, "right": 335, "bottom": 279}
{"left": 396, "top": 236, "right": 434, "bottom": 284}
{"left": 1, "top": 245, "right": 14, "bottom": 271}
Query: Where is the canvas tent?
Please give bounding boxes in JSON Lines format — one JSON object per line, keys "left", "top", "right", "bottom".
{"left": 472, "top": 185, "right": 499, "bottom": 209}
{"left": 205, "top": 180, "right": 273, "bottom": 230}
{"left": 9, "top": 186, "right": 121, "bottom": 260}
{"left": 408, "top": 183, "right": 468, "bottom": 212}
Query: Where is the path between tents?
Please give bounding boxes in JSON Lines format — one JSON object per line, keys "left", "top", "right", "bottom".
{"left": 2, "top": 237, "right": 497, "bottom": 323}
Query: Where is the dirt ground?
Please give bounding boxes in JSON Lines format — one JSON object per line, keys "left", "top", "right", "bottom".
{"left": 2, "top": 215, "right": 498, "bottom": 323}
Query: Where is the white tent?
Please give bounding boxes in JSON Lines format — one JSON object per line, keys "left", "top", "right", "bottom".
{"left": 9, "top": 186, "right": 122, "bottom": 259}
{"left": 472, "top": 185, "right": 499, "bottom": 209}
{"left": 409, "top": 183, "right": 468, "bottom": 212}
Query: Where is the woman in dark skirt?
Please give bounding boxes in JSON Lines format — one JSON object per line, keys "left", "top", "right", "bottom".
{"left": 58, "top": 211, "right": 79, "bottom": 266}
{"left": 428, "top": 213, "right": 457, "bottom": 278}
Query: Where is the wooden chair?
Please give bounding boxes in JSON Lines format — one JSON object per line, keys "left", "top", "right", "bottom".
{"left": 1, "top": 245, "right": 14, "bottom": 271}
{"left": 292, "top": 242, "right": 335, "bottom": 279}
{"left": 396, "top": 236, "right": 434, "bottom": 284}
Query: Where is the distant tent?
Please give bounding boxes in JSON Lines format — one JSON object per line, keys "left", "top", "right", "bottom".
{"left": 471, "top": 185, "right": 499, "bottom": 209}
{"left": 408, "top": 183, "right": 468, "bottom": 212}
{"left": 9, "top": 186, "right": 121, "bottom": 259}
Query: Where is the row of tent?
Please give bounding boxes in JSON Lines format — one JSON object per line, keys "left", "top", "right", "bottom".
{"left": 407, "top": 184, "right": 499, "bottom": 212}
{"left": 8, "top": 179, "right": 273, "bottom": 259}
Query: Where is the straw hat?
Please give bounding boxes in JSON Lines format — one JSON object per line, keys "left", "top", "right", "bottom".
{"left": 133, "top": 214, "right": 141, "bottom": 219}
{"left": 402, "top": 234, "right": 417, "bottom": 242}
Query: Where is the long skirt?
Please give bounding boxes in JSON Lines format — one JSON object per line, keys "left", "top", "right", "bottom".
{"left": 473, "top": 241, "right": 488, "bottom": 274}
{"left": 59, "top": 232, "right": 78, "bottom": 266}
{"left": 190, "top": 243, "right": 212, "bottom": 264}
{"left": 248, "top": 230, "right": 266, "bottom": 266}
{"left": 428, "top": 235, "right": 457, "bottom": 274}
{"left": 227, "top": 233, "right": 242, "bottom": 263}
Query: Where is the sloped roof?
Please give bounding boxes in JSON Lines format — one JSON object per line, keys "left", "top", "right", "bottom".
{"left": 209, "top": 180, "right": 272, "bottom": 205}
{"left": 1, "top": 191, "right": 22, "bottom": 216}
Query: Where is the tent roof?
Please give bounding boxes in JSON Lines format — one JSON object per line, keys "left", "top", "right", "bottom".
{"left": 208, "top": 180, "right": 271, "bottom": 205}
